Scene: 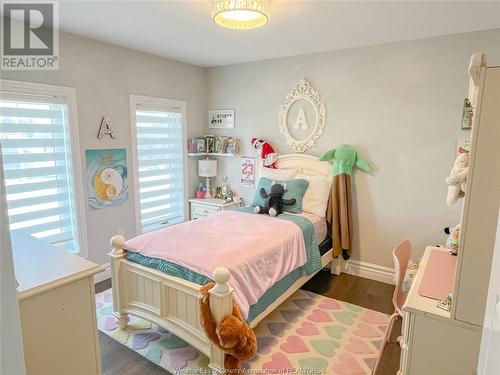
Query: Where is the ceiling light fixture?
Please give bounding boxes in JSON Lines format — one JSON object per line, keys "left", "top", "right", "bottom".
{"left": 212, "top": 0, "right": 270, "bottom": 30}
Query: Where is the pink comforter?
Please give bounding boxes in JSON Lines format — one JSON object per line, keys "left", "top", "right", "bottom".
{"left": 125, "top": 210, "right": 307, "bottom": 318}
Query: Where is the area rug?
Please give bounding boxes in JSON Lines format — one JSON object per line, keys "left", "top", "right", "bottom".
{"left": 96, "top": 289, "right": 389, "bottom": 374}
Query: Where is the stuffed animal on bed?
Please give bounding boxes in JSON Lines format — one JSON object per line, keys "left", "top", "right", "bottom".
{"left": 253, "top": 182, "right": 296, "bottom": 217}
{"left": 445, "top": 150, "right": 469, "bottom": 205}
{"left": 199, "top": 283, "right": 257, "bottom": 372}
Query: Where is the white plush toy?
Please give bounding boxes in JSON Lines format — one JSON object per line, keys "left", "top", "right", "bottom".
{"left": 445, "top": 150, "right": 469, "bottom": 205}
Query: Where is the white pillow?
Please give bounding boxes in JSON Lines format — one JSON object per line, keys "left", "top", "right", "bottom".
{"left": 296, "top": 174, "right": 332, "bottom": 217}
{"left": 259, "top": 167, "right": 297, "bottom": 181}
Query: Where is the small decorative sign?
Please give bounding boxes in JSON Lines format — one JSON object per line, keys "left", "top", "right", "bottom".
{"left": 209, "top": 109, "right": 234, "bottom": 129}
{"left": 97, "top": 116, "right": 116, "bottom": 139}
{"left": 240, "top": 157, "right": 255, "bottom": 187}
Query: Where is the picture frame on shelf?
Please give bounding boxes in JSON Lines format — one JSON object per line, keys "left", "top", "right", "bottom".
{"left": 195, "top": 137, "right": 206, "bottom": 153}
{"left": 209, "top": 109, "right": 235, "bottom": 129}
{"left": 214, "top": 137, "right": 227, "bottom": 154}
{"left": 206, "top": 135, "right": 215, "bottom": 153}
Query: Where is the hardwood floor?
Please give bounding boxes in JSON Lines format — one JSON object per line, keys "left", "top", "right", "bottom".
{"left": 96, "top": 270, "right": 401, "bottom": 375}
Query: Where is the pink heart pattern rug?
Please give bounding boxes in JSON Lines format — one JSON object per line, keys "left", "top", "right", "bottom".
{"left": 96, "top": 289, "right": 388, "bottom": 374}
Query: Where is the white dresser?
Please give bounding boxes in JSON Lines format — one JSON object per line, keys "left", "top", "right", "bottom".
{"left": 189, "top": 198, "right": 241, "bottom": 219}
{"left": 399, "top": 59, "right": 500, "bottom": 374}
{"left": 12, "top": 232, "right": 104, "bottom": 375}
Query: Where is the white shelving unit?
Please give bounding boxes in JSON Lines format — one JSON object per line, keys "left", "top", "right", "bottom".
{"left": 399, "top": 54, "right": 500, "bottom": 374}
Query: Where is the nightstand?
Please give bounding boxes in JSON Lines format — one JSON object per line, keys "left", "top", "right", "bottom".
{"left": 189, "top": 198, "right": 242, "bottom": 220}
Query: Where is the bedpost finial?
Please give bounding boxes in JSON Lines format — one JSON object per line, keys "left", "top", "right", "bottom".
{"left": 212, "top": 267, "right": 230, "bottom": 294}
{"left": 111, "top": 235, "right": 125, "bottom": 254}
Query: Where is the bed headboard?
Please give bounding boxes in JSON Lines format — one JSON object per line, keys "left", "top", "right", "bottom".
{"left": 260, "top": 153, "right": 332, "bottom": 177}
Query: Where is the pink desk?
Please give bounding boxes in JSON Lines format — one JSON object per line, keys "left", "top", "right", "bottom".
{"left": 418, "top": 249, "right": 457, "bottom": 300}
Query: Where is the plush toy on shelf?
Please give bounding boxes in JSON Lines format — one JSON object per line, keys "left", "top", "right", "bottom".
{"left": 444, "top": 224, "right": 461, "bottom": 255}
{"left": 445, "top": 150, "right": 469, "bottom": 205}
{"left": 253, "top": 182, "right": 296, "bottom": 217}
{"left": 251, "top": 137, "right": 278, "bottom": 169}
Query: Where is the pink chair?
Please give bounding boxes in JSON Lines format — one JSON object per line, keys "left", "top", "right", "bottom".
{"left": 373, "top": 240, "right": 412, "bottom": 374}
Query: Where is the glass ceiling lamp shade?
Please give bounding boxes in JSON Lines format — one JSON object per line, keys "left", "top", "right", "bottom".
{"left": 212, "top": 0, "right": 270, "bottom": 29}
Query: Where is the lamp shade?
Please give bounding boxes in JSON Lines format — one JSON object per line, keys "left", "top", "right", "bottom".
{"left": 198, "top": 159, "right": 217, "bottom": 178}
{"left": 212, "top": 0, "right": 270, "bottom": 30}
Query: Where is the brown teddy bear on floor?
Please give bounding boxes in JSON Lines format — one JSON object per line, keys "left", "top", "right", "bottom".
{"left": 199, "top": 282, "right": 257, "bottom": 372}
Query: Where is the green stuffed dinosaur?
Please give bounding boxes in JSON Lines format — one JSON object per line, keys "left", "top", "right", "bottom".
{"left": 319, "top": 144, "right": 372, "bottom": 261}
{"left": 320, "top": 144, "right": 372, "bottom": 176}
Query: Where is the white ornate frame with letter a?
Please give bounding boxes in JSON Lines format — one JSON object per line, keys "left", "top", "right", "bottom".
{"left": 279, "top": 79, "right": 326, "bottom": 153}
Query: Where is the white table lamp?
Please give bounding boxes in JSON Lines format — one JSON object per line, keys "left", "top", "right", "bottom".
{"left": 198, "top": 159, "right": 217, "bottom": 198}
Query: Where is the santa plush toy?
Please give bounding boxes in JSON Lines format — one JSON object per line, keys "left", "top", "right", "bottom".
{"left": 251, "top": 137, "right": 278, "bottom": 169}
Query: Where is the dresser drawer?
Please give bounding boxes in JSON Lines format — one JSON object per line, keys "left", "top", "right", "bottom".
{"left": 191, "top": 203, "right": 220, "bottom": 218}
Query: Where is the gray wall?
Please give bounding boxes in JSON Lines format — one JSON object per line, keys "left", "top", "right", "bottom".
{"left": 206, "top": 29, "right": 500, "bottom": 267}
{"left": 1, "top": 31, "right": 207, "bottom": 265}
{"left": 2, "top": 27, "right": 499, "bottom": 270}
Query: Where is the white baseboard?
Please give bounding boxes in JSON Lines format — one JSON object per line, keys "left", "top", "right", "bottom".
{"left": 345, "top": 259, "right": 395, "bottom": 285}
{"left": 94, "top": 262, "right": 111, "bottom": 284}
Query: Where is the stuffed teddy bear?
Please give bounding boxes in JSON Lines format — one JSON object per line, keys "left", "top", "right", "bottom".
{"left": 253, "top": 182, "right": 296, "bottom": 217}
{"left": 251, "top": 137, "right": 278, "bottom": 169}
{"left": 199, "top": 283, "right": 257, "bottom": 372}
{"left": 444, "top": 224, "right": 461, "bottom": 255}
{"left": 445, "top": 151, "right": 469, "bottom": 205}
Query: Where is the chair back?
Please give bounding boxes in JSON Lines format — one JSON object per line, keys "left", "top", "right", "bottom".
{"left": 393, "top": 240, "right": 412, "bottom": 316}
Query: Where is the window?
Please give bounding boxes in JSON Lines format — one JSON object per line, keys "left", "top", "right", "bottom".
{"left": 0, "top": 80, "right": 86, "bottom": 255}
{"left": 130, "top": 95, "right": 187, "bottom": 233}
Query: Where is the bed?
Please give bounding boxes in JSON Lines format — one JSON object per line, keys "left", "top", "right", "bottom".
{"left": 108, "top": 153, "right": 347, "bottom": 373}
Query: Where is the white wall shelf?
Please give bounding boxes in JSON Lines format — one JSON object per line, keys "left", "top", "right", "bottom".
{"left": 188, "top": 153, "right": 235, "bottom": 157}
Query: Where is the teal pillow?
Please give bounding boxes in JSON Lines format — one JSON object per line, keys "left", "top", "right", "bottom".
{"left": 251, "top": 177, "right": 309, "bottom": 214}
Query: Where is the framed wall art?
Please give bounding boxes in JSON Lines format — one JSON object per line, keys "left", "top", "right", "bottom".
{"left": 279, "top": 79, "right": 326, "bottom": 153}
{"left": 240, "top": 157, "right": 255, "bottom": 187}
{"left": 209, "top": 109, "right": 235, "bottom": 129}
{"left": 85, "top": 148, "right": 128, "bottom": 209}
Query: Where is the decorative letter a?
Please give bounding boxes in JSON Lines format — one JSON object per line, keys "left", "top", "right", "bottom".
{"left": 97, "top": 116, "right": 116, "bottom": 139}
{"left": 294, "top": 107, "right": 309, "bottom": 130}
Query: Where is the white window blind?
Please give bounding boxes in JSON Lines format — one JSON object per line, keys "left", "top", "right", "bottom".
{"left": 0, "top": 93, "right": 81, "bottom": 253}
{"left": 133, "top": 100, "right": 185, "bottom": 233}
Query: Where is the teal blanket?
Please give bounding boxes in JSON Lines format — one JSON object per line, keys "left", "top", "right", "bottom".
{"left": 126, "top": 208, "right": 322, "bottom": 321}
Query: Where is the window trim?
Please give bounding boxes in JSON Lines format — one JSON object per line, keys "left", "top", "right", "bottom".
{"left": 0, "top": 79, "right": 88, "bottom": 257}
{"left": 129, "top": 94, "right": 188, "bottom": 234}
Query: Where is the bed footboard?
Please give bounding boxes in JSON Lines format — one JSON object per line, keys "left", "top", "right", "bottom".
{"left": 109, "top": 235, "right": 232, "bottom": 373}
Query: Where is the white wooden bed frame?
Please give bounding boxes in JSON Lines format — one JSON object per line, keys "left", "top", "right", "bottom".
{"left": 109, "top": 154, "right": 347, "bottom": 373}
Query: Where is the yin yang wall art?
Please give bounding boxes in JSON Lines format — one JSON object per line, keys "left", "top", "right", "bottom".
{"left": 85, "top": 148, "right": 128, "bottom": 209}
